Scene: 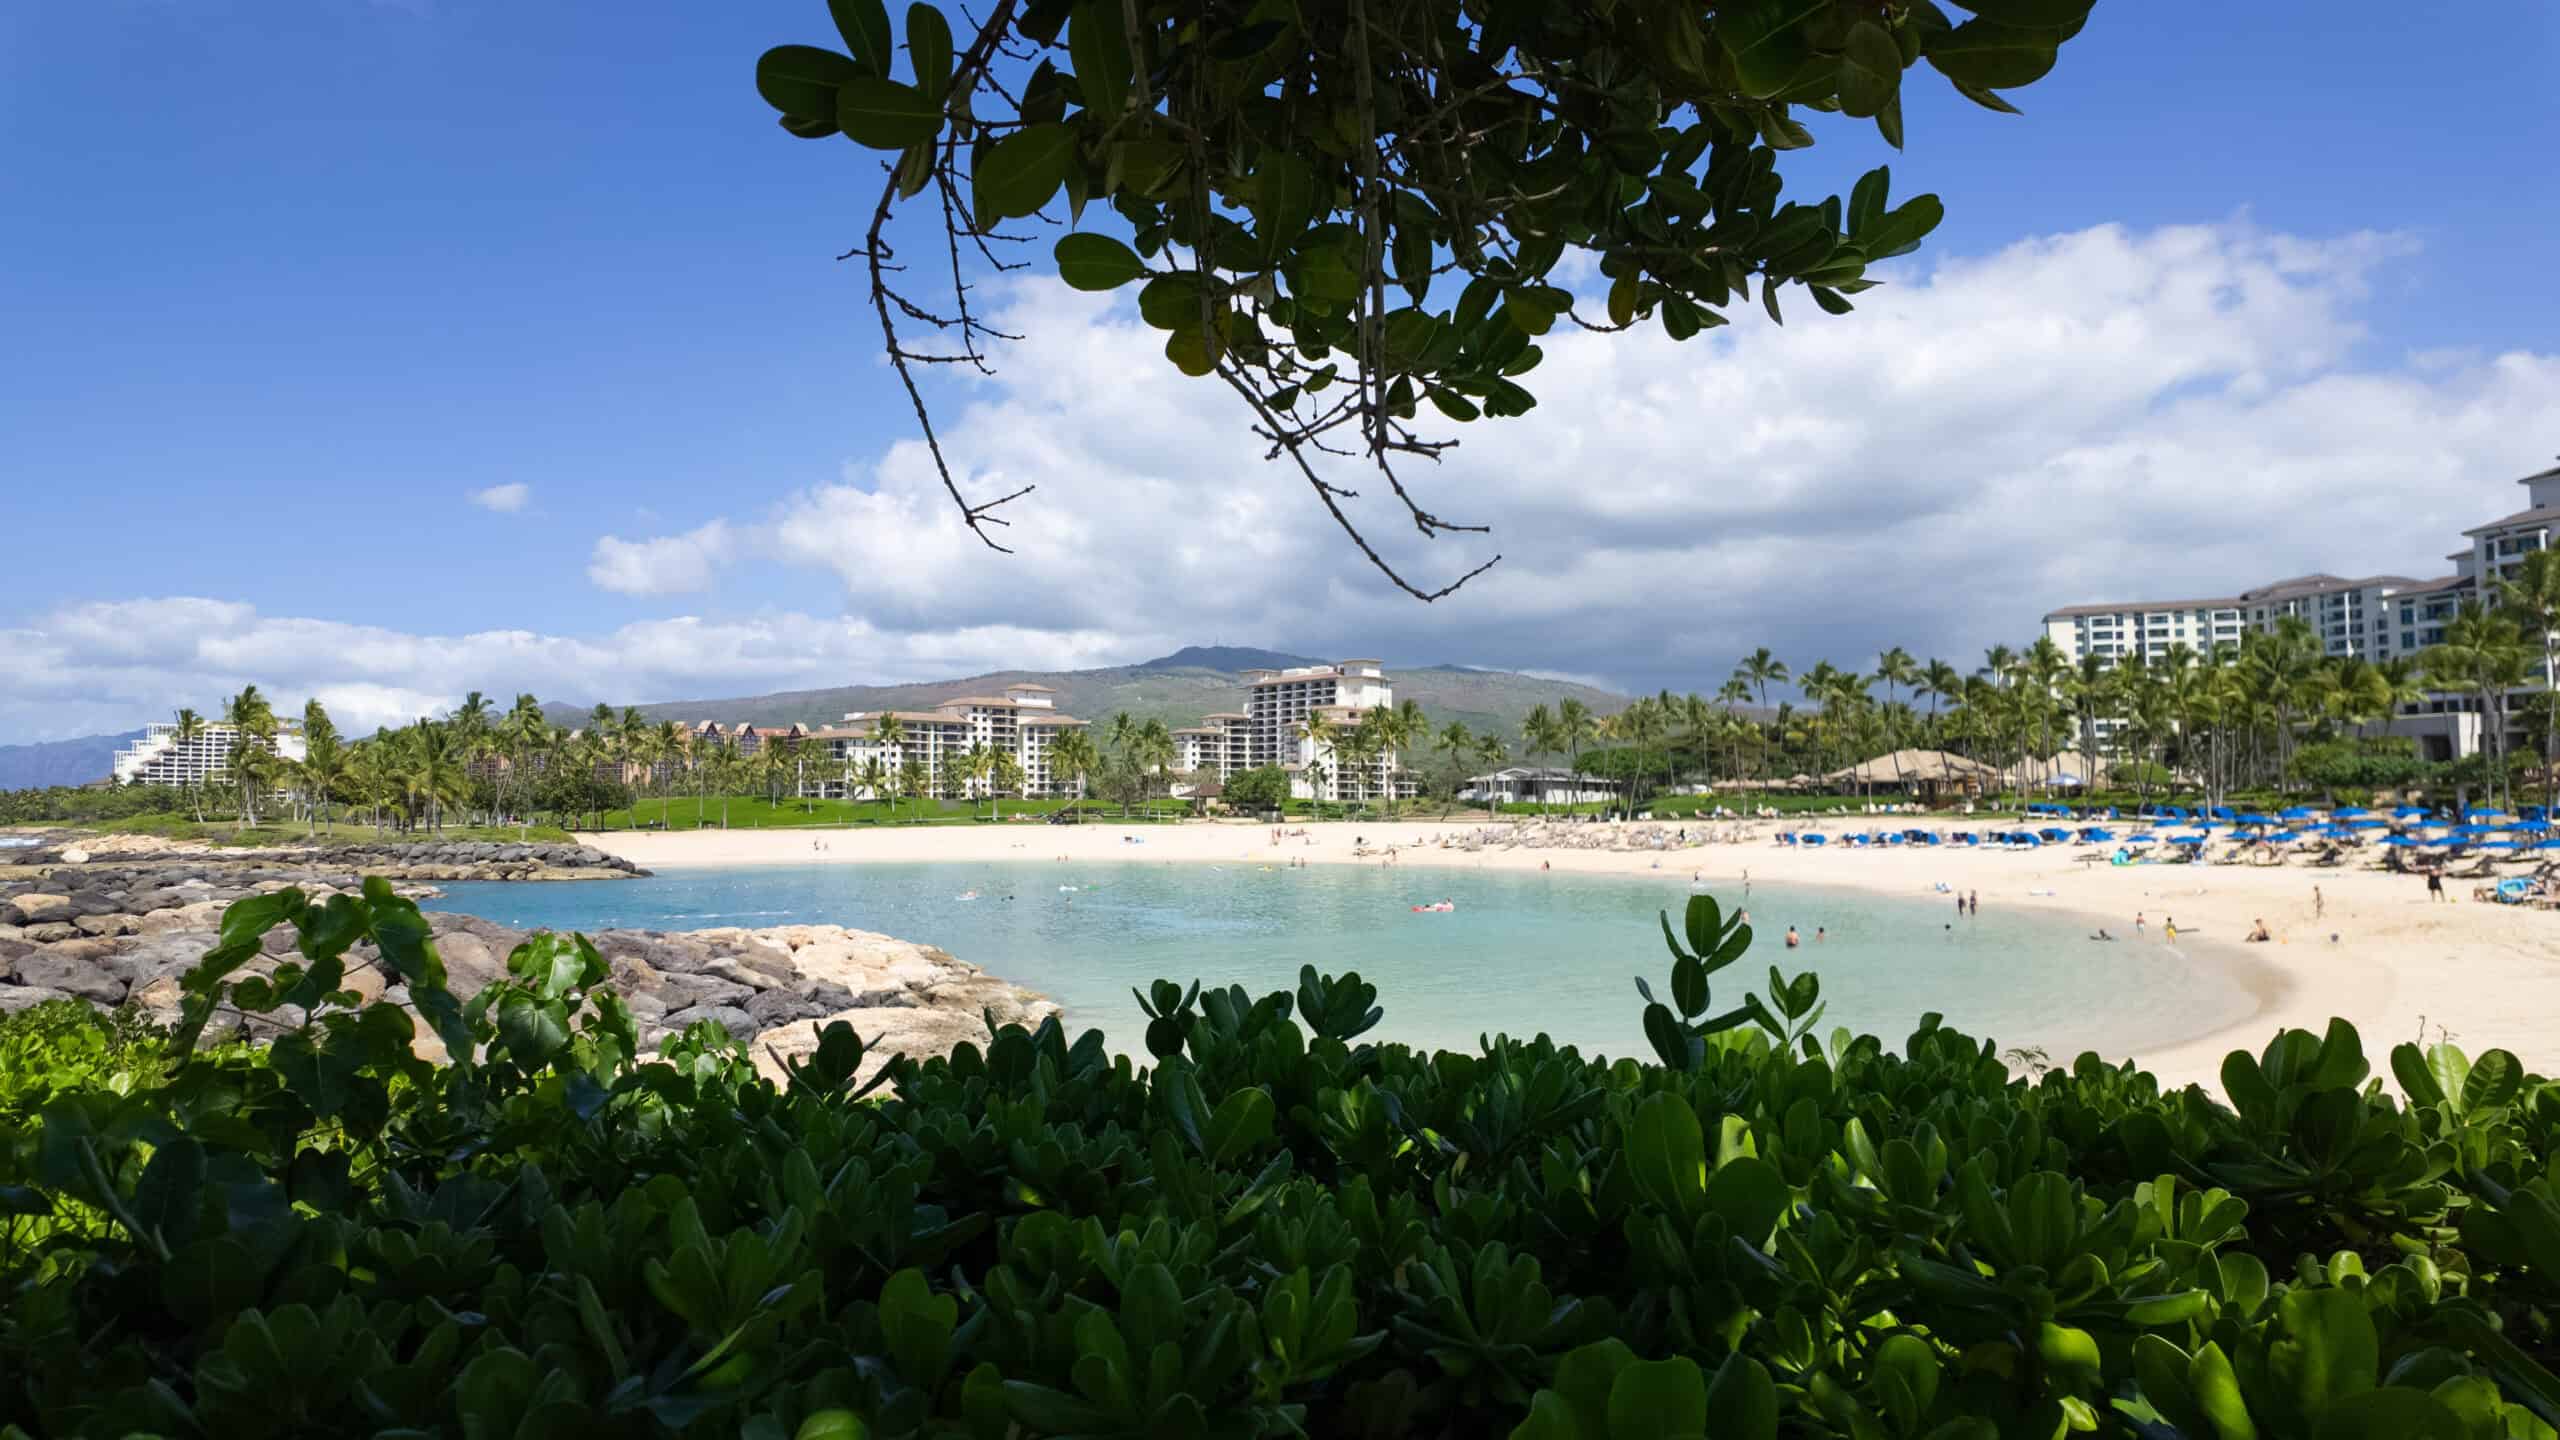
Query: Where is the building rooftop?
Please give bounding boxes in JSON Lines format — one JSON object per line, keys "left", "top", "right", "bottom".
{"left": 2043, "top": 597, "right": 2241, "bottom": 621}
{"left": 1021, "top": 714, "right": 1087, "bottom": 726}
{"left": 2512, "top": 459, "right": 2560, "bottom": 486}
{"left": 1004, "top": 683, "right": 1057, "bottom": 692}
{"left": 2463, "top": 505, "right": 2560, "bottom": 536}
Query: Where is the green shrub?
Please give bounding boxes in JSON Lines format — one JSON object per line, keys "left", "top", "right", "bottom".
{"left": 4, "top": 885, "right": 2559, "bottom": 1438}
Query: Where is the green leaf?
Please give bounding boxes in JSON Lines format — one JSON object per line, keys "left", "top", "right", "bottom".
{"left": 2309, "top": 1388, "right": 2467, "bottom": 1440}
{"left": 2428, "top": 1043, "right": 2472, "bottom": 1114}
{"left": 879, "top": 1268, "right": 956, "bottom": 1383}
{"left": 495, "top": 993, "right": 570, "bottom": 1068}
{"left": 1254, "top": 152, "right": 1320, "bottom": 265}
{"left": 1706, "top": 1352, "right": 1779, "bottom": 1440}
{"left": 1610, "top": 1358, "right": 1708, "bottom": 1436}
{"left": 906, "top": 3, "right": 952, "bottom": 101}
{"left": 974, "top": 122, "right": 1074, "bottom": 222}
{"left": 756, "top": 45, "right": 859, "bottom": 129}
{"left": 1836, "top": 21, "right": 1903, "bottom": 119}
{"left": 1859, "top": 194, "right": 1944, "bottom": 260}
{"left": 1849, "top": 166, "right": 1890, "bottom": 235}
{"left": 795, "top": 1411, "right": 868, "bottom": 1440}
{"left": 2189, "top": 1342, "right": 2258, "bottom": 1440}
{"left": 1069, "top": 0, "right": 1133, "bottom": 115}
{"left": 1056, "top": 233, "right": 1147, "bottom": 290}
{"left": 1204, "top": 1087, "right": 1275, "bottom": 1164}
{"left": 2462, "top": 1048, "right": 2522, "bottom": 1113}
{"left": 1718, "top": 0, "right": 1828, "bottom": 99}
{"left": 1704, "top": 1156, "right": 1788, "bottom": 1245}
{"left": 1543, "top": 1339, "right": 1635, "bottom": 1436}
{"left": 835, "top": 76, "right": 942, "bottom": 151}
{"left": 1164, "top": 326, "right": 1223, "bottom": 377}
{"left": 1952, "top": 0, "right": 2096, "bottom": 25}
{"left": 1628, "top": 1092, "right": 1707, "bottom": 1214}
{"left": 2274, "top": 1288, "right": 2378, "bottom": 1417}
{"left": 828, "top": 0, "right": 894, "bottom": 76}
{"left": 1926, "top": 19, "right": 2062, "bottom": 90}
{"left": 2390, "top": 1042, "right": 2447, "bottom": 1109}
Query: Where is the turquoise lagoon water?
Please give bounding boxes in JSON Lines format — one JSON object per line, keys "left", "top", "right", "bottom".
{"left": 435, "top": 863, "right": 2258, "bottom": 1063}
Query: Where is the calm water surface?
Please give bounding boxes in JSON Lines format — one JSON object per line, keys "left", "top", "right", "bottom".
{"left": 438, "top": 862, "right": 2255, "bottom": 1061}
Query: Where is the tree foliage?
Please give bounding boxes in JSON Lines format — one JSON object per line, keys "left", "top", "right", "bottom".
{"left": 1222, "top": 762, "right": 1292, "bottom": 812}
{"left": 756, "top": 0, "right": 2095, "bottom": 596}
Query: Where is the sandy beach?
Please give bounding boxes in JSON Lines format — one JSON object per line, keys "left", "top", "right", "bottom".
{"left": 584, "top": 818, "right": 2560, "bottom": 1091}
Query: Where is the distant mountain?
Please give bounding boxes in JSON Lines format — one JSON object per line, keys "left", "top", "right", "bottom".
{"left": 0, "top": 729, "right": 140, "bottom": 791}
{"left": 546, "top": 650, "right": 1637, "bottom": 745}
{"left": 1133, "top": 646, "right": 1321, "bottom": 672}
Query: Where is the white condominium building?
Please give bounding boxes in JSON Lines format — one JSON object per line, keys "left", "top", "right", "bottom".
{"left": 797, "top": 684, "right": 1089, "bottom": 799}
{"left": 114, "top": 722, "right": 306, "bottom": 788}
{"left": 1197, "top": 659, "right": 1413, "bottom": 802}
{"left": 2037, "top": 455, "right": 2560, "bottom": 758}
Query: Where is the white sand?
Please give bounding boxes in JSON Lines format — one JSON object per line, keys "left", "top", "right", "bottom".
{"left": 584, "top": 818, "right": 2560, "bottom": 1090}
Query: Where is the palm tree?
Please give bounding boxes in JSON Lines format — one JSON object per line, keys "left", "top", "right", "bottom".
{"left": 854, "top": 755, "right": 891, "bottom": 811}
{"left": 222, "top": 684, "right": 277, "bottom": 825}
{"left": 296, "top": 699, "right": 347, "bottom": 835}
{"left": 499, "top": 693, "right": 547, "bottom": 830}
{"left": 1519, "top": 703, "right": 1556, "bottom": 812}
{"left": 1134, "top": 718, "right": 1175, "bottom": 810}
{"left": 1472, "top": 731, "right": 1509, "bottom": 813}
{"left": 2501, "top": 547, "right": 2560, "bottom": 795}
{"left": 1735, "top": 649, "right": 1788, "bottom": 782}
{"left": 1048, "top": 728, "right": 1099, "bottom": 814}
{"left": 989, "top": 748, "right": 1024, "bottom": 820}
{"left": 1555, "top": 698, "right": 1596, "bottom": 806}
{"left": 171, "top": 707, "right": 208, "bottom": 822}
{"left": 1297, "top": 710, "right": 1340, "bottom": 807}
{"left": 871, "top": 714, "right": 909, "bottom": 818}
{"left": 958, "top": 742, "right": 996, "bottom": 819}
{"left": 1875, "top": 647, "right": 1917, "bottom": 792}
{"left": 897, "top": 758, "right": 931, "bottom": 822}
{"left": 1433, "top": 720, "right": 1473, "bottom": 818}
{"left": 1917, "top": 660, "right": 1961, "bottom": 756}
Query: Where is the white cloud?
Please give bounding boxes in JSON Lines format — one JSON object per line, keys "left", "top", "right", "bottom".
{"left": 0, "top": 601, "right": 1134, "bottom": 744}
{"left": 468, "top": 482, "right": 532, "bottom": 513}
{"left": 13, "top": 218, "right": 2560, "bottom": 745}
{"left": 587, "top": 521, "right": 735, "bottom": 595}
{"left": 591, "top": 218, "right": 2560, "bottom": 696}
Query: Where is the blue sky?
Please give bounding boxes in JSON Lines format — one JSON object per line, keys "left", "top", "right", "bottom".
{"left": 3, "top": 1, "right": 2557, "bottom": 741}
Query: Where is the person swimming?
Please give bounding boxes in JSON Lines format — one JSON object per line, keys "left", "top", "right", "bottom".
{"left": 1784, "top": 926, "right": 1801, "bottom": 949}
{"left": 2090, "top": 929, "right": 2115, "bottom": 941}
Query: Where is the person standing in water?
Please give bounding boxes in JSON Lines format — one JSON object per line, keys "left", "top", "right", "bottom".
{"left": 1784, "top": 925, "right": 1800, "bottom": 949}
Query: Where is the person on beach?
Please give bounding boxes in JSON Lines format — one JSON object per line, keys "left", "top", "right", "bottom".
{"left": 2164, "top": 917, "right": 2178, "bottom": 941}
{"left": 1968, "top": 890, "right": 1979, "bottom": 915}
{"left": 2313, "top": 885, "right": 2325, "bottom": 919}
{"left": 2135, "top": 912, "right": 2146, "bottom": 936}
{"left": 2246, "top": 918, "right": 2272, "bottom": 943}
{"left": 1955, "top": 893, "right": 1965, "bottom": 919}
{"left": 1784, "top": 926, "right": 1800, "bottom": 949}
{"left": 2091, "top": 929, "right": 2116, "bottom": 941}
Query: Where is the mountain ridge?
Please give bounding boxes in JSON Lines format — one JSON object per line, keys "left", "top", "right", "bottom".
{"left": 0, "top": 729, "right": 144, "bottom": 792}
{"left": 539, "top": 650, "right": 1637, "bottom": 746}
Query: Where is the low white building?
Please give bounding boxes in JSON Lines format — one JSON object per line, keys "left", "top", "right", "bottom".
{"left": 797, "top": 683, "right": 1089, "bottom": 800}
{"left": 114, "top": 722, "right": 305, "bottom": 788}
{"left": 1460, "top": 766, "right": 1620, "bottom": 806}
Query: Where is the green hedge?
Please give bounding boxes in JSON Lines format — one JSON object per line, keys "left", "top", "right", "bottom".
{"left": 5, "top": 884, "right": 2559, "bottom": 1438}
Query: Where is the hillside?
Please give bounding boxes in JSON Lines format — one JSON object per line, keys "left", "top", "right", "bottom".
{"left": 548, "top": 650, "right": 1635, "bottom": 746}
{"left": 0, "top": 729, "right": 141, "bottom": 791}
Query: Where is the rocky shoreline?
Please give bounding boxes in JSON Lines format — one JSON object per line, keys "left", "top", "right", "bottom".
{"left": 0, "top": 837, "right": 1058, "bottom": 1088}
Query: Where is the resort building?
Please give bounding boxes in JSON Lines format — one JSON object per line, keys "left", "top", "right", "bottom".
{"left": 797, "top": 684, "right": 1089, "bottom": 800}
{"left": 113, "top": 721, "right": 306, "bottom": 788}
{"left": 1228, "top": 660, "right": 1415, "bottom": 802}
{"left": 2037, "top": 455, "right": 2560, "bottom": 759}
{"left": 1459, "top": 767, "right": 1621, "bottom": 807}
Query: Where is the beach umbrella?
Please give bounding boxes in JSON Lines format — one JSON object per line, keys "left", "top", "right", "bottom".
{"left": 2394, "top": 806, "right": 2430, "bottom": 818}
{"left": 2335, "top": 807, "right": 2370, "bottom": 817}
{"left": 2236, "top": 812, "right": 2276, "bottom": 825}
{"left": 2265, "top": 830, "right": 2302, "bottom": 844}
{"left": 2423, "top": 836, "right": 2460, "bottom": 848}
{"left": 2280, "top": 806, "right": 2315, "bottom": 819}
{"left": 2170, "top": 833, "right": 2208, "bottom": 845}
{"left": 2480, "top": 839, "right": 2521, "bottom": 850}
{"left": 2124, "top": 834, "right": 2157, "bottom": 846}
{"left": 2382, "top": 835, "right": 2422, "bottom": 847}
{"left": 2469, "top": 808, "right": 2510, "bottom": 820}
{"left": 2348, "top": 817, "right": 2390, "bottom": 829}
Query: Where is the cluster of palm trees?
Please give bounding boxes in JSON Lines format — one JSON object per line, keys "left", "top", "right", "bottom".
{"left": 1518, "top": 588, "right": 2557, "bottom": 816}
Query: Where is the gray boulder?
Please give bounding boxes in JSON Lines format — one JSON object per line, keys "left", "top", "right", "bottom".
{"left": 12, "top": 952, "right": 127, "bottom": 1005}
{"left": 660, "top": 1003, "right": 754, "bottom": 1038}
{"left": 0, "top": 984, "right": 76, "bottom": 1014}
